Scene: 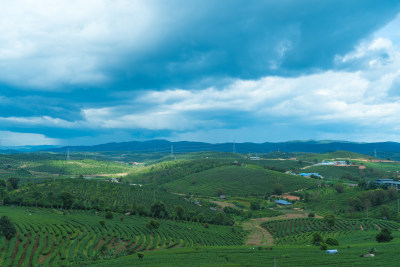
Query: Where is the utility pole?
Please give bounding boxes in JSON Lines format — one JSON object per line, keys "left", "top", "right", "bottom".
{"left": 233, "top": 141, "right": 236, "bottom": 153}
{"left": 66, "top": 148, "right": 70, "bottom": 161}
{"left": 374, "top": 149, "right": 377, "bottom": 158}
{"left": 171, "top": 145, "right": 174, "bottom": 159}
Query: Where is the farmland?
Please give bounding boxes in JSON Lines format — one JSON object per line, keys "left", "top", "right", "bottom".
{"left": 162, "top": 165, "right": 317, "bottom": 197}
{"left": 1, "top": 150, "right": 400, "bottom": 266}
{"left": 0, "top": 206, "right": 244, "bottom": 266}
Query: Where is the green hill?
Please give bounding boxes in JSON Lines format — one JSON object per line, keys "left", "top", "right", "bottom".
{"left": 0, "top": 206, "right": 244, "bottom": 266}
{"left": 163, "top": 165, "right": 317, "bottom": 197}
{"left": 6, "top": 179, "right": 231, "bottom": 225}
{"left": 297, "top": 151, "right": 373, "bottom": 163}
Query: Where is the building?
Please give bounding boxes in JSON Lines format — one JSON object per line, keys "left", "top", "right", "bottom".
{"left": 275, "top": 199, "right": 292, "bottom": 205}
{"left": 299, "top": 173, "right": 323, "bottom": 179}
{"left": 374, "top": 179, "right": 400, "bottom": 190}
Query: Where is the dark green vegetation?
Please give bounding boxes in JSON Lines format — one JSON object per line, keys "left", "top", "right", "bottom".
{"left": 1, "top": 150, "right": 400, "bottom": 266}
{"left": 0, "top": 206, "right": 244, "bottom": 266}
{"left": 161, "top": 165, "right": 316, "bottom": 197}
{"left": 262, "top": 218, "right": 399, "bottom": 244}
{"left": 79, "top": 236, "right": 400, "bottom": 266}
{"left": 0, "top": 153, "right": 134, "bottom": 182}
{"left": 5, "top": 179, "right": 232, "bottom": 225}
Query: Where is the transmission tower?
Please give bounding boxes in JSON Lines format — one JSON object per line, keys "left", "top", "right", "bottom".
{"left": 233, "top": 141, "right": 236, "bottom": 153}
{"left": 66, "top": 148, "right": 70, "bottom": 161}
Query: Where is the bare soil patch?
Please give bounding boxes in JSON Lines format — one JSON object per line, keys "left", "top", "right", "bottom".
{"left": 272, "top": 193, "right": 300, "bottom": 200}
{"left": 210, "top": 201, "right": 235, "bottom": 208}
{"left": 243, "top": 220, "right": 274, "bottom": 246}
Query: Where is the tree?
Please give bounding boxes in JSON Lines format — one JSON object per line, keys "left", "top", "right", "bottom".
{"left": 146, "top": 219, "right": 160, "bottom": 230}
{"left": 58, "top": 192, "right": 74, "bottom": 209}
{"left": 274, "top": 183, "right": 284, "bottom": 195}
{"left": 364, "top": 199, "right": 371, "bottom": 218}
{"left": 7, "top": 177, "right": 19, "bottom": 190}
{"left": 334, "top": 183, "right": 345, "bottom": 193}
{"left": 380, "top": 205, "right": 390, "bottom": 219}
{"left": 376, "top": 228, "right": 393, "bottom": 243}
{"left": 151, "top": 201, "right": 167, "bottom": 218}
{"left": 312, "top": 233, "right": 323, "bottom": 246}
{"left": 250, "top": 201, "right": 260, "bottom": 210}
{"left": 388, "top": 188, "right": 398, "bottom": 200}
{"left": 214, "top": 212, "right": 225, "bottom": 225}
{"left": 0, "top": 216, "right": 16, "bottom": 240}
{"left": 175, "top": 205, "right": 184, "bottom": 220}
{"left": 217, "top": 188, "right": 224, "bottom": 196}
{"left": 31, "top": 191, "right": 43, "bottom": 208}
{"left": 325, "top": 237, "right": 339, "bottom": 246}
{"left": 323, "top": 214, "right": 335, "bottom": 227}
{"left": 105, "top": 211, "right": 113, "bottom": 219}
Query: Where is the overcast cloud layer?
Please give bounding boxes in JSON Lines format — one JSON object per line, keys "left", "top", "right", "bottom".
{"left": 1, "top": 0, "right": 400, "bottom": 146}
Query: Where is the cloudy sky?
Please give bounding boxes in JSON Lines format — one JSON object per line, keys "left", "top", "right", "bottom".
{"left": 1, "top": 0, "right": 400, "bottom": 146}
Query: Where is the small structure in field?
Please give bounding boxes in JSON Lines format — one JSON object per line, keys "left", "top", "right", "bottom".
{"left": 300, "top": 173, "right": 323, "bottom": 179}
{"left": 275, "top": 199, "right": 292, "bottom": 206}
{"left": 374, "top": 179, "right": 400, "bottom": 190}
{"left": 326, "top": 250, "right": 338, "bottom": 254}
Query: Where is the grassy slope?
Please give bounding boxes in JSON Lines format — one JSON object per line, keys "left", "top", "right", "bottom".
{"left": 82, "top": 231, "right": 400, "bottom": 267}
{"left": 302, "top": 165, "right": 363, "bottom": 180}
{"left": 297, "top": 151, "right": 373, "bottom": 162}
{"left": 164, "top": 165, "right": 317, "bottom": 197}
{"left": 245, "top": 159, "right": 311, "bottom": 171}
{"left": 0, "top": 206, "right": 245, "bottom": 266}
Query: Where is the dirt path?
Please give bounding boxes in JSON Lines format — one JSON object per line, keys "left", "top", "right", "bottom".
{"left": 360, "top": 224, "right": 364, "bottom": 231}
{"left": 243, "top": 219, "right": 274, "bottom": 246}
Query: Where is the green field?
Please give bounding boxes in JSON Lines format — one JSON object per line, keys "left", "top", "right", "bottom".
{"left": 1, "top": 150, "right": 400, "bottom": 267}
{"left": 78, "top": 236, "right": 400, "bottom": 267}
{"left": 163, "top": 165, "right": 317, "bottom": 197}
{"left": 0, "top": 206, "right": 245, "bottom": 266}
{"left": 7, "top": 179, "right": 228, "bottom": 224}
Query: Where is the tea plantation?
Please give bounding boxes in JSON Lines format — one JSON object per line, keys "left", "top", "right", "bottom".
{"left": 0, "top": 206, "right": 245, "bottom": 266}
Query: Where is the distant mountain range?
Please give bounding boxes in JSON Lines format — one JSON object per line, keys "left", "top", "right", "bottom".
{"left": 37, "top": 140, "right": 400, "bottom": 156}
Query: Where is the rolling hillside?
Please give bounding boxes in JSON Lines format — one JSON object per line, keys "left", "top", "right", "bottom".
{"left": 163, "top": 165, "right": 317, "bottom": 197}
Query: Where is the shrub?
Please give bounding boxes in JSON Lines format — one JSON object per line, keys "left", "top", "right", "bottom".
{"left": 308, "top": 212, "right": 315, "bottom": 218}
{"left": 376, "top": 228, "right": 393, "bottom": 243}
{"left": 325, "top": 237, "right": 339, "bottom": 246}
{"left": 146, "top": 220, "right": 160, "bottom": 230}
{"left": 0, "top": 216, "right": 16, "bottom": 240}
{"left": 312, "top": 233, "right": 323, "bottom": 246}
{"left": 334, "top": 183, "right": 345, "bottom": 193}
{"left": 105, "top": 211, "right": 113, "bottom": 219}
{"left": 320, "top": 242, "right": 328, "bottom": 250}
{"left": 99, "top": 220, "right": 105, "bottom": 227}
{"left": 250, "top": 201, "right": 260, "bottom": 210}
{"left": 274, "top": 183, "right": 284, "bottom": 195}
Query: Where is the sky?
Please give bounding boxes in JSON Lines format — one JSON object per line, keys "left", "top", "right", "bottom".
{"left": 2, "top": 0, "right": 400, "bottom": 146}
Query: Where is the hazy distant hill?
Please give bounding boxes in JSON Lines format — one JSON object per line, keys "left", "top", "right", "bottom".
{"left": 42, "top": 140, "right": 400, "bottom": 156}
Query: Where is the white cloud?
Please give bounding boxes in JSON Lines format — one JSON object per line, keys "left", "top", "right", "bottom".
{"left": 0, "top": 0, "right": 161, "bottom": 89}
{"left": 0, "top": 131, "right": 59, "bottom": 146}
{"left": 0, "top": 116, "right": 77, "bottom": 127}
